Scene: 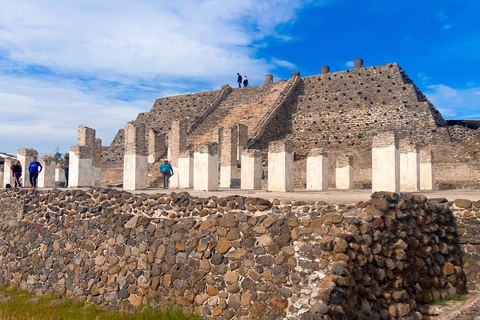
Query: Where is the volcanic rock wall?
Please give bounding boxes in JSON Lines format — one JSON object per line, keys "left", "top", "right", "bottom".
{"left": 1, "top": 188, "right": 477, "bottom": 319}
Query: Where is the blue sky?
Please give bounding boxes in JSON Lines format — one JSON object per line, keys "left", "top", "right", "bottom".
{"left": 0, "top": 0, "right": 479, "bottom": 156}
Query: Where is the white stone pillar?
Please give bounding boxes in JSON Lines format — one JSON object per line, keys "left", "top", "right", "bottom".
{"left": 220, "top": 126, "right": 238, "bottom": 188}
{"left": 336, "top": 155, "right": 354, "bottom": 189}
{"left": 241, "top": 149, "right": 262, "bottom": 190}
{"left": 70, "top": 146, "right": 93, "bottom": 187}
{"left": 17, "top": 148, "right": 38, "bottom": 188}
{"left": 148, "top": 129, "right": 166, "bottom": 164}
{"left": 372, "top": 132, "right": 399, "bottom": 192}
{"left": 420, "top": 150, "right": 435, "bottom": 190}
{"left": 123, "top": 122, "right": 148, "bottom": 190}
{"left": 178, "top": 150, "right": 194, "bottom": 188}
{"left": 168, "top": 119, "right": 187, "bottom": 188}
{"left": 70, "top": 125, "right": 96, "bottom": 187}
{"left": 194, "top": 143, "right": 219, "bottom": 191}
{"left": 400, "top": 140, "right": 420, "bottom": 192}
{"left": 237, "top": 124, "right": 248, "bottom": 165}
{"left": 306, "top": 148, "right": 328, "bottom": 190}
{"left": 55, "top": 166, "right": 66, "bottom": 186}
{"left": 38, "top": 156, "right": 56, "bottom": 188}
{"left": 268, "top": 140, "right": 294, "bottom": 192}
{"left": 3, "top": 159, "right": 15, "bottom": 187}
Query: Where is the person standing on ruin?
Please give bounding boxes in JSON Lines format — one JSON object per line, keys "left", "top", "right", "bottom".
{"left": 61, "top": 157, "right": 69, "bottom": 187}
{"left": 159, "top": 159, "right": 174, "bottom": 189}
{"left": 10, "top": 160, "right": 22, "bottom": 187}
{"left": 237, "top": 73, "right": 242, "bottom": 88}
{"left": 28, "top": 156, "right": 43, "bottom": 189}
{"left": 243, "top": 75, "right": 249, "bottom": 87}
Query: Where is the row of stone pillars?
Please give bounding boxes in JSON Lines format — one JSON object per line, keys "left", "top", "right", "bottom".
{"left": 372, "top": 131, "right": 434, "bottom": 193}
{"left": 2, "top": 149, "right": 58, "bottom": 188}
{"left": 2, "top": 125, "right": 103, "bottom": 189}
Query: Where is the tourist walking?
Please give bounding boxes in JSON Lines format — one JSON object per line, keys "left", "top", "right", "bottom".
{"left": 243, "top": 75, "right": 249, "bottom": 87}
{"left": 28, "top": 157, "right": 43, "bottom": 189}
{"left": 10, "top": 160, "right": 22, "bottom": 187}
{"left": 159, "top": 159, "right": 174, "bottom": 189}
{"left": 61, "top": 157, "right": 69, "bottom": 187}
{"left": 237, "top": 73, "right": 242, "bottom": 88}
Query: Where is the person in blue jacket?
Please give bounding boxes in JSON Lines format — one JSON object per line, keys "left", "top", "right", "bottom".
{"left": 159, "top": 159, "right": 174, "bottom": 189}
{"left": 28, "top": 157, "right": 43, "bottom": 189}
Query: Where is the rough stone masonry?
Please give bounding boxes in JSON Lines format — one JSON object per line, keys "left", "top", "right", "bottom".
{"left": 0, "top": 188, "right": 476, "bottom": 320}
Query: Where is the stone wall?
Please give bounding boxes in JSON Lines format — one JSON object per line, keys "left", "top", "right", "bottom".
{"left": 290, "top": 64, "right": 449, "bottom": 154}
{"left": 1, "top": 189, "right": 477, "bottom": 319}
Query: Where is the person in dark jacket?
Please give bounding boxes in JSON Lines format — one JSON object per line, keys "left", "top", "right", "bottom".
{"left": 10, "top": 160, "right": 22, "bottom": 187}
{"left": 61, "top": 157, "right": 69, "bottom": 187}
{"left": 243, "top": 75, "right": 249, "bottom": 87}
{"left": 28, "top": 157, "right": 43, "bottom": 189}
{"left": 237, "top": 73, "right": 242, "bottom": 88}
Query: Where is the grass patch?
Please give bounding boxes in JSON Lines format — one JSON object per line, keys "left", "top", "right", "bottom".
{"left": 0, "top": 286, "right": 201, "bottom": 320}
{"left": 431, "top": 294, "right": 467, "bottom": 306}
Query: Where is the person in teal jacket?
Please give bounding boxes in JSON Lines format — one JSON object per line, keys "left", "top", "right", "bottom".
{"left": 159, "top": 159, "right": 174, "bottom": 189}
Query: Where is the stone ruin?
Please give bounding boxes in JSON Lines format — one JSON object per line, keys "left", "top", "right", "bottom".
{"left": 95, "top": 59, "right": 480, "bottom": 190}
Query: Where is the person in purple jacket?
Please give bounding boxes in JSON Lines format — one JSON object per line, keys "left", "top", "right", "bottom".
{"left": 28, "top": 157, "right": 43, "bottom": 189}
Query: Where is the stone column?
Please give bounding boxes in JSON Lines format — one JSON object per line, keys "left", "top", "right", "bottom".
{"left": 371, "top": 132, "right": 399, "bottom": 193}
{"left": 264, "top": 74, "right": 273, "bottom": 85}
{"left": 0, "top": 166, "right": 3, "bottom": 188}
{"left": 321, "top": 66, "right": 330, "bottom": 74}
{"left": 92, "top": 138, "right": 102, "bottom": 187}
{"left": 306, "top": 148, "right": 328, "bottom": 191}
{"left": 148, "top": 129, "right": 166, "bottom": 164}
{"left": 420, "top": 150, "right": 435, "bottom": 190}
{"left": 336, "top": 155, "right": 354, "bottom": 189}
{"left": 178, "top": 150, "right": 194, "bottom": 188}
{"left": 123, "top": 122, "right": 148, "bottom": 190}
{"left": 70, "top": 125, "right": 96, "bottom": 187}
{"left": 38, "top": 156, "right": 56, "bottom": 188}
{"left": 211, "top": 127, "right": 224, "bottom": 160}
{"left": 55, "top": 166, "right": 66, "bottom": 186}
{"left": 237, "top": 124, "right": 248, "bottom": 165}
{"left": 292, "top": 71, "right": 301, "bottom": 77}
{"left": 168, "top": 119, "right": 187, "bottom": 188}
{"left": 194, "top": 143, "right": 219, "bottom": 191}
{"left": 400, "top": 140, "right": 420, "bottom": 192}
{"left": 354, "top": 59, "right": 364, "bottom": 69}
{"left": 220, "top": 126, "right": 238, "bottom": 188}
{"left": 241, "top": 149, "right": 262, "bottom": 190}
{"left": 70, "top": 146, "right": 93, "bottom": 187}
{"left": 17, "top": 148, "right": 38, "bottom": 188}
{"left": 268, "top": 140, "right": 294, "bottom": 192}
{"left": 3, "top": 159, "right": 14, "bottom": 187}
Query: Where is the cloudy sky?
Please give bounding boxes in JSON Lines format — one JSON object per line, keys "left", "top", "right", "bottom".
{"left": 0, "top": 0, "right": 479, "bottom": 156}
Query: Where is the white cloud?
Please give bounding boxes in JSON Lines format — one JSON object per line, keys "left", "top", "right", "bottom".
{"left": 0, "top": 0, "right": 328, "bottom": 155}
{"left": 345, "top": 61, "right": 354, "bottom": 68}
{"left": 0, "top": 75, "right": 147, "bottom": 155}
{"left": 425, "top": 84, "right": 480, "bottom": 119}
{"left": 0, "top": 0, "right": 323, "bottom": 83}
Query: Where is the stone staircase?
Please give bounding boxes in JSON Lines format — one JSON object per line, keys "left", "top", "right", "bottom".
{"left": 188, "top": 81, "right": 289, "bottom": 147}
